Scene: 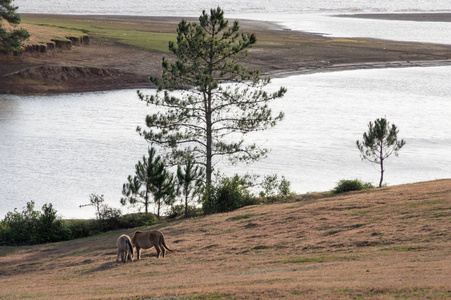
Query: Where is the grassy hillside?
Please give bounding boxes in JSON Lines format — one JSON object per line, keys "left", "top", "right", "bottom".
{"left": 20, "top": 14, "right": 177, "bottom": 53}
{"left": 0, "top": 179, "right": 450, "bottom": 299}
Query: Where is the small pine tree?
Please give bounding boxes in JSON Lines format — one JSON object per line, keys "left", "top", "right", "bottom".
{"left": 177, "top": 159, "right": 205, "bottom": 218}
{"left": 121, "top": 147, "right": 167, "bottom": 214}
{"left": 356, "top": 118, "right": 406, "bottom": 187}
{"left": 153, "top": 169, "right": 176, "bottom": 219}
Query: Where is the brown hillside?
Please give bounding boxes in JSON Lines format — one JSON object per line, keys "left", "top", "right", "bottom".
{"left": 0, "top": 179, "right": 450, "bottom": 299}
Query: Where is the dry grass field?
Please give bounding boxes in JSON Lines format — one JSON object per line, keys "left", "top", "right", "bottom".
{"left": 0, "top": 179, "right": 450, "bottom": 299}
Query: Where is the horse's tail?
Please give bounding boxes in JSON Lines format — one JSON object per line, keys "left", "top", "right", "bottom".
{"left": 126, "top": 238, "right": 133, "bottom": 257}
{"left": 161, "top": 234, "right": 173, "bottom": 252}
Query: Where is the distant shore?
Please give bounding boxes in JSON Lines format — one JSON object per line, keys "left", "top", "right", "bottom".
{"left": 338, "top": 12, "right": 451, "bottom": 22}
{"left": 1, "top": 13, "right": 451, "bottom": 94}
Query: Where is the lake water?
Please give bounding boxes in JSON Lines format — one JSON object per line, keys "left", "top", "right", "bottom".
{"left": 14, "top": 0, "right": 451, "bottom": 15}
{"left": 1, "top": 67, "right": 450, "bottom": 219}
{"left": 1, "top": 0, "right": 450, "bottom": 219}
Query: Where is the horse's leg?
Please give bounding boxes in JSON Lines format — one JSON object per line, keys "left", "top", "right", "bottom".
{"left": 155, "top": 244, "right": 161, "bottom": 258}
{"left": 160, "top": 241, "right": 166, "bottom": 257}
{"left": 116, "top": 249, "right": 121, "bottom": 262}
{"left": 136, "top": 247, "right": 141, "bottom": 260}
{"left": 121, "top": 251, "right": 126, "bottom": 263}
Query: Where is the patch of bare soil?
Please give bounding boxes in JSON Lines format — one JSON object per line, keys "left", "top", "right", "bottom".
{"left": 1, "top": 14, "right": 451, "bottom": 94}
{"left": 0, "top": 36, "right": 156, "bottom": 94}
{"left": 0, "top": 179, "right": 450, "bottom": 299}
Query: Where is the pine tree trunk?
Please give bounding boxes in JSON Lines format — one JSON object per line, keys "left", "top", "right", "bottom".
{"left": 145, "top": 190, "right": 149, "bottom": 214}
{"left": 157, "top": 200, "right": 161, "bottom": 219}
{"left": 379, "top": 143, "right": 384, "bottom": 188}
{"left": 184, "top": 194, "right": 188, "bottom": 218}
{"left": 205, "top": 89, "right": 213, "bottom": 204}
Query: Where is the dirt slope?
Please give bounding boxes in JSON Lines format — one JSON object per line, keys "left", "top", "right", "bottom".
{"left": 2, "top": 14, "right": 451, "bottom": 94}
{"left": 0, "top": 179, "right": 450, "bottom": 299}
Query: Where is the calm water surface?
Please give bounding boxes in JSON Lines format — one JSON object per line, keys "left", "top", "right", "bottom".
{"left": 15, "top": 0, "right": 451, "bottom": 15}
{"left": 1, "top": 67, "right": 450, "bottom": 219}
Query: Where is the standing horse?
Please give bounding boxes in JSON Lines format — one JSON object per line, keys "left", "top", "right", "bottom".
{"left": 116, "top": 234, "right": 134, "bottom": 263}
{"left": 131, "top": 230, "right": 172, "bottom": 260}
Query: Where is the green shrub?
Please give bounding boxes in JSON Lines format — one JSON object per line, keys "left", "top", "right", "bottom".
{"left": 90, "top": 206, "right": 123, "bottom": 234}
{"left": 0, "top": 201, "right": 71, "bottom": 245}
{"left": 203, "top": 175, "right": 257, "bottom": 214}
{"left": 65, "top": 219, "right": 92, "bottom": 239}
{"left": 259, "top": 174, "right": 292, "bottom": 197}
{"left": 0, "top": 201, "right": 161, "bottom": 245}
{"left": 79, "top": 212, "right": 158, "bottom": 236}
{"left": 167, "top": 204, "right": 203, "bottom": 218}
{"left": 117, "top": 213, "right": 158, "bottom": 228}
{"left": 332, "top": 179, "right": 374, "bottom": 194}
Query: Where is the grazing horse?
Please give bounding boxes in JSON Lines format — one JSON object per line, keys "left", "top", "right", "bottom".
{"left": 116, "top": 234, "right": 134, "bottom": 263}
{"left": 131, "top": 230, "right": 172, "bottom": 260}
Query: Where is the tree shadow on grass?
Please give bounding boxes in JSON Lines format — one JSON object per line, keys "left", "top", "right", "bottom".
{"left": 82, "top": 261, "right": 118, "bottom": 274}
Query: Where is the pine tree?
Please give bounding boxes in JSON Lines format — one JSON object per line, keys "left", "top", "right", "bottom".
{"left": 121, "top": 147, "right": 167, "bottom": 214}
{"left": 0, "top": 0, "right": 30, "bottom": 54}
{"left": 153, "top": 169, "right": 176, "bottom": 219}
{"left": 177, "top": 159, "right": 204, "bottom": 218}
{"left": 137, "top": 8, "right": 286, "bottom": 203}
{"left": 356, "top": 118, "right": 406, "bottom": 187}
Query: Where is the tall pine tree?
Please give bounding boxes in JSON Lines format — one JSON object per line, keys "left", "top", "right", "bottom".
{"left": 137, "top": 8, "right": 286, "bottom": 200}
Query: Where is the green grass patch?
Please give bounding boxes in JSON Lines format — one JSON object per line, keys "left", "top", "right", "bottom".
{"left": 380, "top": 246, "right": 425, "bottom": 252}
{"left": 183, "top": 293, "right": 235, "bottom": 300}
{"left": 314, "top": 226, "right": 339, "bottom": 231}
{"left": 349, "top": 210, "right": 372, "bottom": 215}
{"left": 0, "top": 247, "right": 17, "bottom": 256}
{"left": 21, "top": 15, "right": 176, "bottom": 52}
{"left": 330, "top": 286, "right": 449, "bottom": 299}
{"left": 282, "top": 257, "right": 327, "bottom": 264}
{"left": 281, "top": 255, "right": 353, "bottom": 264}
{"left": 409, "top": 200, "right": 445, "bottom": 207}
{"left": 289, "top": 291, "right": 306, "bottom": 296}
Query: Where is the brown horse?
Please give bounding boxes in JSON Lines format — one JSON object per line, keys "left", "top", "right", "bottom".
{"left": 116, "top": 234, "right": 134, "bottom": 263}
{"left": 131, "top": 230, "right": 172, "bottom": 260}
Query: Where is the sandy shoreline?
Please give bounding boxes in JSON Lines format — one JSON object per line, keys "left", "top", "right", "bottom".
{"left": 339, "top": 12, "right": 451, "bottom": 22}
{"left": 1, "top": 13, "right": 451, "bottom": 94}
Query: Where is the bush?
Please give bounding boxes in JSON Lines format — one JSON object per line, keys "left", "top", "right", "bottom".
{"left": 332, "top": 179, "right": 374, "bottom": 194}
{"left": 67, "top": 212, "right": 159, "bottom": 238}
{"left": 116, "top": 213, "right": 158, "bottom": 228}
{"left": 259, "top": 174, "right": 292, "bottom": 197}
{"left": 203, "top": 175, "right": 257, "bottom": 214}
{"left": 167, "top": 204, "right": 203, "bottom": 218}
{"left": 0, "top": 200, "right": 161, "bottom": 245}
{"left": 90, "top": 206, "right": 123, "bottom": 234}
{"left": 0, "top": 201, "right": 71, "bottom": 245}
{"left": 65, "top": 219, "right": 92, "bottom": 239}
